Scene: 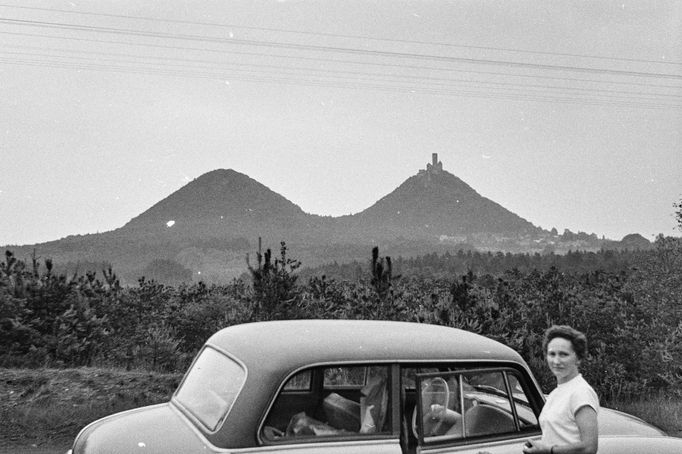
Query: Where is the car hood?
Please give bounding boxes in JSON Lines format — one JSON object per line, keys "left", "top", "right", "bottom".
{"left": 71, "top": 403, "right": 212, "bottom": 454}
{"left": 598, "top": 407, "right": 666, "bottom": 436}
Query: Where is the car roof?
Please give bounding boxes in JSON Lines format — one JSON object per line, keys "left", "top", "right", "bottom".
{"left": 195, "top": 320, "right": 526, "bottom": 448}
{"left": 206, "top": 319, "right": 523, "bottom": 369}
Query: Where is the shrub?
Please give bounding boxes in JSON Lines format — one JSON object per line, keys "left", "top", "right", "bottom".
{"left": 1, "top": 240, "right": 680, "bottom": 401}
{"left": 246, "top": 242, "right": 301, "bottom": 320}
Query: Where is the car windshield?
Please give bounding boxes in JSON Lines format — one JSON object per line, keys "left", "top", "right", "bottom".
{"left": 174, "top": 347, "right": 245, "bottom": 431}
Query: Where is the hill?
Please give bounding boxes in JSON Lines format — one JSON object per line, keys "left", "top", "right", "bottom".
{"left": 351, "top": 158, "right": 538, "bottom": 239}
{"left": 116, "top": 156, "right": 538, "bottom": 245}
{"left": 2, "top": 154, "right": 650, "bottom": 283}
{"left": 121, "top": 168, "right": 314, "bottom": 239}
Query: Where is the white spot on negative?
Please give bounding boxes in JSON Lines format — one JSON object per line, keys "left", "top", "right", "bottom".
{"left": 166, "top": 220, "right": 175, "bottom": 227}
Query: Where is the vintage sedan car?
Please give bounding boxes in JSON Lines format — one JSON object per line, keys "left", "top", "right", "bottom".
{"left": 67, "top": 320, "right": 682, "bottom": 453}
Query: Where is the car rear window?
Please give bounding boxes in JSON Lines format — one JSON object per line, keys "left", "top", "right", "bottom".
{"left": 175, "top": 347, "right": 245, "bottom": 431}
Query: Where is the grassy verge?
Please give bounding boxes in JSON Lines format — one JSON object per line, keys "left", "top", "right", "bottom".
{"left": 606, "top": 394, "right": 682, "bottom": 437}
{"left": 0, "top": 368, "right": 182, "bottom": 450}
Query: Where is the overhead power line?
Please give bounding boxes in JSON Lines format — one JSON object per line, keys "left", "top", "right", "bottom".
{"left": 2, "top": 57, "right": 674, "bottom": 110}
{"left": 1, "top": 17, "right": 681, "bottom": 80}
{"left": 2, "top": 29, "right": 680, "bottom": 92}
{"left": 3, "top": 45, "right": 680, "bottom": 103}
{"left": 1, "top": 3, "right": 680, "bottom": 67}
{"left": 0, "top": 7, "right": 680, "bottom": 110}
{"left": 2, "top": 54, "right": 680, "bottom": 110}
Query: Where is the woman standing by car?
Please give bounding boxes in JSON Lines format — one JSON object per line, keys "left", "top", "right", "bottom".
{"left": 523, "top": 325, "right": 599, "bottom": 454}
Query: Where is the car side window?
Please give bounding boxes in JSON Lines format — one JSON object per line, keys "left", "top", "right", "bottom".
{"left": 414, "top": 368, "right": 540, "bottom": 446}
{"left": 261, "top": 365, "right": 392, "bottom": 443}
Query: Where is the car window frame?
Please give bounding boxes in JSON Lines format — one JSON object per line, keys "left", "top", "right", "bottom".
{"left": 414, "top": 366, "right": 542, "bottom": 448}
{"left": 258, "top": 361, "right": 401, "bottom": 446}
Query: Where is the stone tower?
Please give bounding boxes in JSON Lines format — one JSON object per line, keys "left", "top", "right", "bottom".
{"left": 426, "top": 153, "right": 443, "bottom": 173}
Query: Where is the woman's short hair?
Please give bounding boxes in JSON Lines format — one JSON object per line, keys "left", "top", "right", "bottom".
{"left": 543, "top": 325, "right": 588, "bottom": 360}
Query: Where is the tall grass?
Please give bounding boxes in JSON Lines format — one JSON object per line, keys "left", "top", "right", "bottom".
{"left": 2, "top": 367, "right": 680, "bottom": 452}
{"left": 606, "top": 394, "right": 682, "bottom": 437}
{"left": 0, "top": 368, "right": 181, "bottom": 449}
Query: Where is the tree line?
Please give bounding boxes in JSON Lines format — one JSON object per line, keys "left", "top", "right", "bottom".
{"left": 1, "top": 235, "right": 681, "bottom": 401}
{"left": 300, "top": 247, "right": 646, "bottom": 282}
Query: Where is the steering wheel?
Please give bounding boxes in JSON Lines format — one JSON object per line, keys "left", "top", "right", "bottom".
{"left": 412, "top": 377, "right": 450, "bottom": 438}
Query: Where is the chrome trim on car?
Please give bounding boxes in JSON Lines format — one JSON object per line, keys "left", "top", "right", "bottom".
{"left": 232, "top": 437, "right": 403, "bottom": 453}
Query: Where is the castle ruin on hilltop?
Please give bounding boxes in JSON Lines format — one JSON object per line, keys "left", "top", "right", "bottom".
{"left": 420, "top": 153, "right": 443, "bottom": 175}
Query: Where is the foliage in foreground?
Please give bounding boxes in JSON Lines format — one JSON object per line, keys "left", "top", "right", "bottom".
{"left": 1, "top": 235, "right": 681, "bottom": 401}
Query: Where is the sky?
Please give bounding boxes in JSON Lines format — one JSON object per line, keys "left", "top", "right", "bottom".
{"left": 1, "top": 0, "right": 681, "bottom": 246}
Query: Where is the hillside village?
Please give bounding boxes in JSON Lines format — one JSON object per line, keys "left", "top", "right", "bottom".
{"left": 413, "top": 154, "right": 648, "bottom": 254}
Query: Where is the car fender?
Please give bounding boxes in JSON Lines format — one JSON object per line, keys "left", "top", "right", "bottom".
{"left": 598, "top": 407, "right": 666, "bottom": 437}
{"left": 70, "top": 403, "right": 214, "bottom": 454}
{"left": 597, "top": 435, "right": 682, "bottom": 453}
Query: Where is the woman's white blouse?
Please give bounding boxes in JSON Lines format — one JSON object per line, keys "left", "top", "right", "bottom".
{"left": 539, "top": 374, "right": 600, "bottom": 446}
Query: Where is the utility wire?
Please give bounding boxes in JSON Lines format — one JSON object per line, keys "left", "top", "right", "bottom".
{"left": 1, "top": 17, "right": 681, "bottom": 80}
{"left": 1, "top": 12, "right": 679, "bottom": 109}
{"left": 1, "top": 56, "right": 666, "bottom": 109}
{"left": 3, "top": 56, "right": 679, "bottom": 110}
{"left": 1, "top": 3, "right": 680, "bottom": 67}
{"left": 3, "top": 46, "right": 680, "bottom": 102}
{"left": 2, "top": 30, "right": 680, "bottom": 93}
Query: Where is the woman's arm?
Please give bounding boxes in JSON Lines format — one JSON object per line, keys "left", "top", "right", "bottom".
{"left": 570, "top": 405, "right": 598, "bottom": 454}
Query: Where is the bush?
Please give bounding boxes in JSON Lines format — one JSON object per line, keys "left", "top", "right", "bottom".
{"left": 1, "top": 240, "right": 680, "bottom": 401}
{"left": 246, "top": 242, "right": 301, "bottom": 320}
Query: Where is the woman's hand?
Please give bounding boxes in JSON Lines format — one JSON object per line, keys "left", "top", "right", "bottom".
{"left": 522, "top": 439, "right": 552, "bottom": 453}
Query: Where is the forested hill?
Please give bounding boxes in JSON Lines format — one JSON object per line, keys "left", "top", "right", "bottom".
{"left": 350, "top": 168, "right": 538, "bottom": 238}
{"left": 116, "top": 158, "right": 541, "bottom": 242}
{"left": 120, "top": 168, "right": 315, "bottom": 238}
{"left": 2, "top": 156, "right": 652, "bottom": 283}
